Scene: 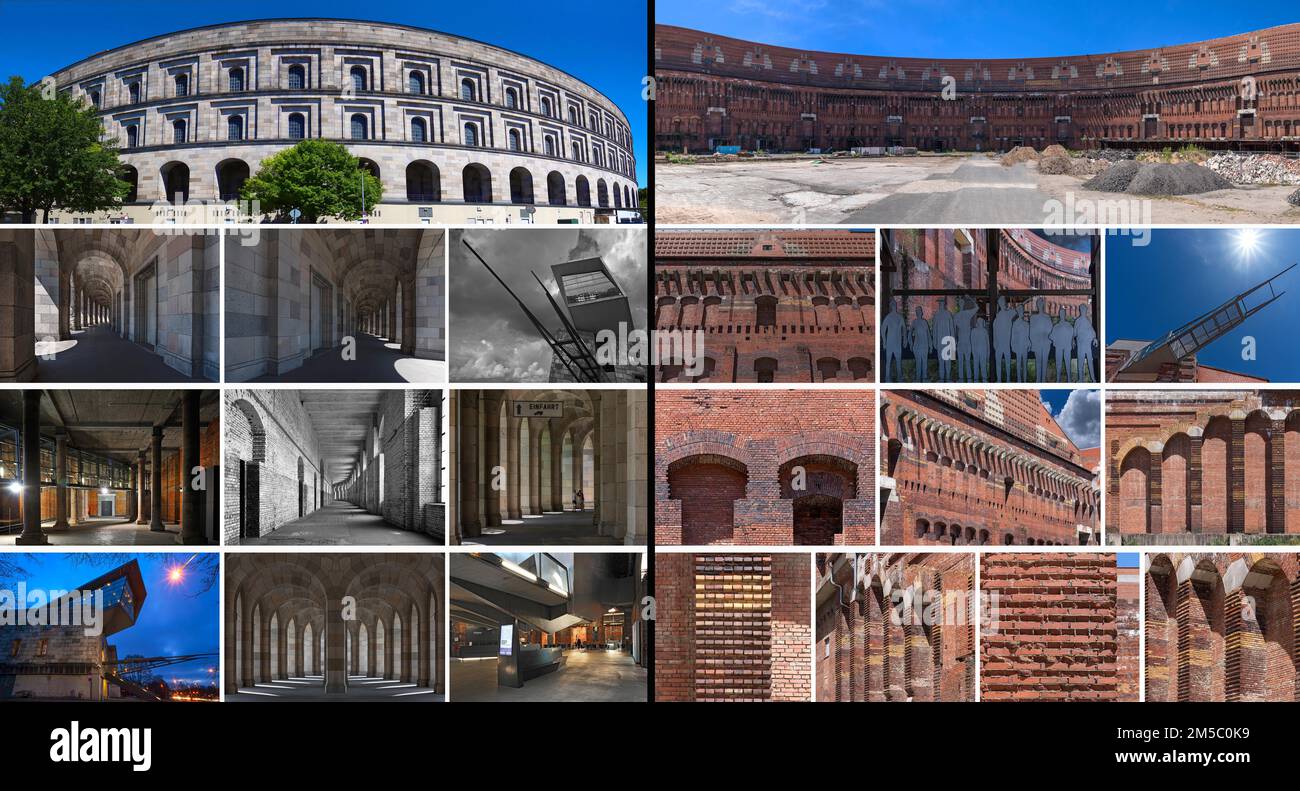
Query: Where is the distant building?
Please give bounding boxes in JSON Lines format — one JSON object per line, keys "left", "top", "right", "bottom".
{"left": 0, "top": 560, "right": 146, "bottom": 700}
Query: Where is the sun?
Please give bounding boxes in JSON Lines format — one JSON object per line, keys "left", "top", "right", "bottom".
{"left": 1235, "top": 228, "right": 1261, "bottom": 257}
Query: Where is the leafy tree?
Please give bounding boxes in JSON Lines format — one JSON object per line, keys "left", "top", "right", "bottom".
{"left": 638, "top": 187, "right": 647, "bottom": 210}
{"left": 240, "top": 139, "right": 382, "bottom": 222}
{"left": 0, "top": 76, "right": 130, "bottom": 222}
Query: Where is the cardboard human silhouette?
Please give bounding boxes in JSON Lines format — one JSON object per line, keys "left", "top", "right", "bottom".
{"left": 992, "top": 296, "right": 1015, "bottom": 383}
{"left": 1074, "top": 303, "right": 1098, "bottom": 382}
{"left": 972, "top": 316, "right": 990, "bottom": 383}
{"left": 1049, "top": 313, "right": 1076, "bottom": 383}
{"left": 1010, "top": 303, "right": 1030, "bottom": 383}
{"left": 933, "top": 297, "right": 956, "bottom": 382}
{"left": 1028, "top": 297, "right": 1053, "bottom": 383}
{"left": 909, "top": 305, "right": 932, "bottom": 383}
{"left": 955, "top": 296, "right": 979, "bottom": 383}
{"left": 882, "top": 297, "right": 906, "bottom": 382}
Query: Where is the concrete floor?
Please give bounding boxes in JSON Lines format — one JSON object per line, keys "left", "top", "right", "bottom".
{"left": 240, "top": 501, "right": 442, "bottom": 546}
{"left": 459, "top": 509, "right": 622, "bottom": 546}
{"left": 0, "top": 516, "right": 184, "bottom": 546}
{"left": 250, "top": 333, "right": 445, "bottom": 383}
{"left": 656, "top": 153, "right": 1300, "bottom": 225}
{"left": 34, "top": 325, "right": 205, "bottom": 383}
{"left": 226, "top": 675, "right": 444, "bottom": 702}
{"left": 451, "top": 650, "right": 647, "bottom": 702}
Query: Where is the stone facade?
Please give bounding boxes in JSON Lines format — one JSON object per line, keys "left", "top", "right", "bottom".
{"left": 654, "top": 552, "right": 811, "bottom": 702}
{"left": 45, "top": 19, "right": 637, "bottom": 224}
{"left": 880, "top": 389, "right": 1100, "bottom": 546}
{"left": 815, "top": 552, "right": 975, "bottom": 702}
{"left": 1146, "top": 552, "right": 1300, "bottom": 702}
{"left": 656, "top": 23, "right": 1300, "bottom": 152}
{"left": 981, "top": 553, "right": 1139, "bottom": 701}
{"left": 224, "top": 228, "right": 444, "bottom": 381}
{"left": 654, "top": 230, "right": 875, "bottom": 382}
{"left": 1107, "top": 390, "right": 1300, "bottom": 544}
{"left": 656, "top": 389, "right": 875, "bottom": 545}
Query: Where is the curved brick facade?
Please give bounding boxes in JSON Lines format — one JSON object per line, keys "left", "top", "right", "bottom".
{"left": 1107, "top": 390, "right": 1300, "bottom": 543}
{"left": 815, "top": 552, "right": 975, "bottom": 702}
{"left": 880, "top": 389, "right": 1100, "bottom": 546}
{"left": 656, "top": 23, "right": 1300, "bottom": 152}
{"left": 47, "top": 18, "right": 638, "bottom": 223}
{"left": 653, "top": 229, "right": 875, "bottom": 382}
{"left": 656, "top": 389, "right": 876, "bottom": 546}
{"left": 1146, "top": 552, "right": 1300, "bottom": 702}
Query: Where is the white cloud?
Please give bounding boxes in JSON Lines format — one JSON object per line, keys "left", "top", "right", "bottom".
{"left": 1053, "top": 389, "right": 1100, "bottom": 449}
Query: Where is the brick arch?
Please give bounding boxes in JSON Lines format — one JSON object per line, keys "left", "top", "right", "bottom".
{"left": 666, "top": 451, "right": 749, "bottom": 545}
{"left": 1239, "top": 557, "right": 1297, "bottom": 701}
{"left": 1118, "top": 445, "right": 1151, "bottom": 534}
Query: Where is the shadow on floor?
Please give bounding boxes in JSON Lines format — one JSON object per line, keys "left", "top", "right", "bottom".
{"left": 0, "top": 517, "right": 187, "bottom": 546}
{"left": 238, "top": 501, "right": 442, "bottom": 546}
{"left": 248, "top": 333, "right": 445, "bottom": 383}
{"left": 459, "top": 509, "right": 622, "bottom": 546}
{"left": 34, "top": 325, "right": 208, "bottom": 383}
{"left": 226, "top": 675, "right": 443, "bottom": 702}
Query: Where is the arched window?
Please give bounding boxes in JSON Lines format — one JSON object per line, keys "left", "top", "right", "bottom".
{"left": 120, "top": 165, "right": 138, "bottom": 203}
{"left": 546, "top": 171, "right": 566, "bottom": 205}
{"left": 174, "top": 73, "right": 188, "bottom": 97}
{"left": 505, "top": 87, "right": 518, "bottom": 109}
{"left": 406, "top": 161, "right": 439, "bottom": 202}
{"left": 544, "top": 136, "right": 556, "bottom": 157}
{"left": 350, "top": 114, "right": 368, "bottom": 140}
{"left": 597, "top": 179, "right": 609, "bottom": 207}
{"left": 509, "top": 167, "right": 533, "bottom": 204}
{"left": 462, "top": 164, "right": 491, "bottom": 203}
{"left": 411, "top": 117, "right": 427, "bottom": 143}
{"left": 229, "top": 67, "right": 244, "bottom": 92}
{"left": 409, "top": 71, "right": 425, "bottom": 95}
{"left": 88, "top": 90, "right": 100, "bottom": 108}
{"left": 287, "top": 64, "right": 305, "bottom": 90}
{"left": 508, "top": 128, "right": 522, "bottom": 151}
{"left": 540, "top": 96, "right": 552, "bottom": 117}
{"left": 172, "top": 119, "right": 187, "bottom": 144}
{"left": 128, "top": 82, "right": 140, "bottom": 103}
{"left": 350, "top": 66, "right": 367, "bottom": 93}
{"left": 575, "top": 175, "right": 591, "bottom": 206}
{"left": 463, "top": 122, "right": 478, "bottom": 147}
{"left": 287, "top": 112, "right": 305, "bottom": 140}
{"left": 460, "top": 78, "right": 475, "bottom": 102}
{"left": 162, "top": 162, "right": 190, "bottom": 202}
{"left": 228, "top": 115, "right": 244, "bottom": 141}
{"left": 567, "top": 106, "right": 578, "bottom": 124}
{"left": 125, "top": 124, "right": 138, "bottom": 148}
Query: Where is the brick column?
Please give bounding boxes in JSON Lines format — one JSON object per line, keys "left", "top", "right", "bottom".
{"left": 1188, "top": 435, "right": 1203, "bottom": 533}
{"left": 52, "top": 429, "right": 69, "bottom": 531}
{"left": 1230, "top": 417, "right": 1245, "bottom": 533}
{"left": 1148, "top": 449, "right": 1162, "bottom": 534}
{"left": 16, "top": 390, "right": 47, "bottom": 544}
{"left": 149, "top": 425, "right": 164, "bottom": 532}
{"left": 1224, "top": 588, "right": 1243, "bottom": 702}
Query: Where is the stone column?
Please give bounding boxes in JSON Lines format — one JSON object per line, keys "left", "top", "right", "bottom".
{"left": 0, "top": 231, "right": 38, "bottom": 381}
{"left": 483, "top": 394, "right": 502, "bottom": 527}
{"left": 325, "top": 596, "right": 346, "bottom": 693}
{"left": 614, "top": 394, "right": 629, "bottom": 539}
{"left": 400, "top": 614, "right": 413, "bottom": 682}
{"left": 179, "top": 390, "right": 204, "bottom": 543}
{"left": 149, "top": 425, "right": 164, "bottom": 532}
{"left": 549, "top": 420, "right": 564, "bottom": 512}
{"left": 16, "top": 390, "right": 47, "bottom": 544}
{"left": 135, "top": 450, "right": 147, "bottom": 524}
{"left": 626, "top": 390, "right": 647, "bottom": 544}
{"left": 459, "top": 392, "right": 480, "bottom": 538}
{"left": 72, "top": 280, "right": 81, "bottom": 331}
{"left": 127, "top": 461, "right": 138, "bottom": 522}
{"left": 51, "top": 429, "right": 69, "bottom": 531}
{"left": 590, "top": 392, "right": 602, "bottom": 527}
{"left": 240, "top": 599, "right": 255, "bottom": 687}
{"left": 506, "top": 415, "right": 521, "bottom": 520}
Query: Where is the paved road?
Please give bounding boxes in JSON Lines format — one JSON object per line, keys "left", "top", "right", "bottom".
{"left": 845, "top": 155, "right": 1057, "bottom": 224}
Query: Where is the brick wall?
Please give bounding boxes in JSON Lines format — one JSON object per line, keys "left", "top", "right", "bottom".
{"left": 982, "top": 553, "right": 1137, "bottom": 701}
{"left": 656, "top": 389, "right": 875, "bottom": 545}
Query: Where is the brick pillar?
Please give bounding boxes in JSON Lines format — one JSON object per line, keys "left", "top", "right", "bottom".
{"left": 179, "top": 390, "right": 204, "bottom": 543}
{"left": 506, "top": 415, "right": 521, "bottom": 520}
{"left": 1148, "top": 450, "right": 1162, "bottom": 534}
{"left": 1224, "top": 588, "right": 1243, "bottom": 702}
{"left": 1145, "top": 571, "right": 1170, "bottom": 702}
{"left": 459, "top": 391, "right": 480, "bottom": 538}
{"left": 16, "top": 390, "right": 47, "bottom": 544}
{"left": 1189, "top": 435, "right": 1203, "bottom": 533}
{"left": 866, "top": 589, "right": 885, "bottom": 701}
{"left": 52, "top": 429, "right": 69, "bottom": 531}
{"left": 1271, "top": 420, "right": 1285, "bottom": 534}
{"left": 852, "top": 597, "right": 867, "bottom": 701}
{"left": 1230, "top": 417, "right": 1245, "bottom": 533}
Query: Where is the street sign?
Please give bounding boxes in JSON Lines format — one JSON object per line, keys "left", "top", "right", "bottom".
{"left": 512, "top": 400, "right": 562, "bottom": 417}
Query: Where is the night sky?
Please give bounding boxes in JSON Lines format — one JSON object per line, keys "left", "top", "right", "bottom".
{"left": 1, "top": 553, "right": 219, "bottom": 685}
{"left": 0, "top": 0, "right": 648, "bottom": 187}
{"left": 1107, "top": 229, "right": 1300, "bottom": 381}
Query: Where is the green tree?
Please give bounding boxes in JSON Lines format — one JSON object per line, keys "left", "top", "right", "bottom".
{"left": 0, "top": 76, "right": 130, "bottom": 223}
{"left": 240, "top": 139, "right": 382, "bottom": 222}
{"left": 638, "top": 187, "right": 647, "bottom": 210}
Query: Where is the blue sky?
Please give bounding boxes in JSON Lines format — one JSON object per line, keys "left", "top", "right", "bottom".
{"left": 1107, "top": 229, "right": 1300, "bottom": 381}
{"left": 657, "top": 0, "right": 1297, "bottom": 59}
{"left": 4, "top": 553, "right": 219, "bottom": 685}
{"left": 1040, "top": 389, "right": 1100, "bottom": 450}
{"left": 0, "top": 0, "right": 648, "bottom": 186}
{"left": 1118, "top": 553, "right": 1139, "bottom": 568}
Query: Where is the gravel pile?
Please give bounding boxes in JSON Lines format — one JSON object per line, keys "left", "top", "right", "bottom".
{"left": 1083, "top": 148, "right": 1136, "bottom": 163}
{"left": 1289, "top": 188, "right": 1300, "bottom": 207}
{"left": 1082, "top": 161, "right": 1231, "bottom": 195}
{"left": 1001, "top": 146, "right": 1040, "bottom": 166}
{"left": 1204, "top": 153, "right": 1300, "bottom": 186}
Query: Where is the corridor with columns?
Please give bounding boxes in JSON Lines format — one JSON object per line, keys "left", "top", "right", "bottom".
{"left": 0, "top": 228, "right": 219, "bottom": 382}
{"left": 0, "top": 389, "right": 220, "bottom": 546}
{"left": 224, "top": 389, "right": 444, "bottom": 546}
{"left": 450, "top": 388, "right": 647, "bottom": 546}
{"left": 224, "top": 553, "right": 445, "bottom": 701}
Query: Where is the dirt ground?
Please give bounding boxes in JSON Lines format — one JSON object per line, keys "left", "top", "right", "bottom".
{"left": 655, "top": 154, "right": 1300, "bottom": 225}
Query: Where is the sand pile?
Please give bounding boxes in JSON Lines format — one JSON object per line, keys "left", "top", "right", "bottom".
{"left": 1041, "top": 144, "right": 1069, "bottom": 158}
{"left": 1001, "top": 146, "right": 1040, "bottom": 166}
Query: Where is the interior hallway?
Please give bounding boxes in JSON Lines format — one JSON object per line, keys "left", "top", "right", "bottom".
{"left": 226, "top": 674, "right": 444, "bottom": 702}
{"left": 451, "top": 651, "right": 647, "bottom": 702}
{"left": 0, "top": 516, "right": 181, "bottom": 546}
{"left": 465, "top": 509, "right": 619, "bottom": 546}
{"left": 241, "top": 501, "right": 440, "bottom": 546}
{"left": 250, "top": 333, "right": 445, "bottom": 384}
{"left": 34, "top": 325, "right": 202, "bottom": 383}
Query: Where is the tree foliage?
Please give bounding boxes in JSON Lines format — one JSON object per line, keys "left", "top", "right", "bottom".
{"left": 240, "top": 139, "right": 383, "bottom": 222}
{"left": 0, "top": 76, "right": 131, "bottom": 222}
